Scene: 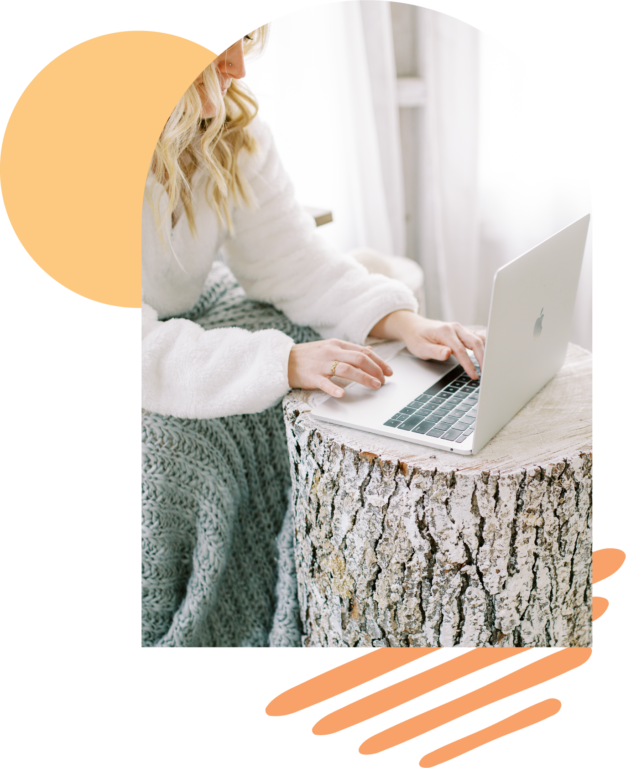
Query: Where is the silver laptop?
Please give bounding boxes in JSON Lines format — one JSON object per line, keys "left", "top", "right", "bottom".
{"left": 311, "top": 214, "right": 590, "bottom": 455}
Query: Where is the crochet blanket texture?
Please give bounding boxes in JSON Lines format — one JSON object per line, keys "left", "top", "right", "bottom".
{"left": 142, "top": 261, "right": 320, "bottom": 646}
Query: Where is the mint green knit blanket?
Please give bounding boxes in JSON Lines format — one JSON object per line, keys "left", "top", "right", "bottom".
{"left": 142, "top": 261, "right": 320, "bottom": 646}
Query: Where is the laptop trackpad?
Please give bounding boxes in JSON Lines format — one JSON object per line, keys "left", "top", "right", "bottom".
{"left": 312, "top": 352, "right": 459, "bottom": 426}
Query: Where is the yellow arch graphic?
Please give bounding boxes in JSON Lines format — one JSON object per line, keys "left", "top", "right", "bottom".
{"left": 1, "top": 32, "right": 215, "bottom": 307}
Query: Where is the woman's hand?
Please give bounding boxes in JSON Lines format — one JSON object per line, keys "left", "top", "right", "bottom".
{"left": 288, "top": 339, "right": 393, "bottom": 398}
{"left": 369, "top": 310, "right": 486, "bottom": 380}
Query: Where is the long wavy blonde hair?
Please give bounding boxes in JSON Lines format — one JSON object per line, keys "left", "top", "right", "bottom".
{"left": 150, "top": 27, "right": 269, "bottom": 237}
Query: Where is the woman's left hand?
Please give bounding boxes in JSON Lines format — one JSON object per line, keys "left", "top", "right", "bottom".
{"left": 369, "top": 310, "right": 486, "bottom": 380}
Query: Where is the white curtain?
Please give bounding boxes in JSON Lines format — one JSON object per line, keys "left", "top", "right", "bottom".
{"left": 413, "top": 6, "right": 590, "bottom": 347}
{"left": 359, "top": 1, "right": 406, "bottom": 257}
{"left": 475, "top": 32, "right": 592, "bottom": 349}
{"left": 244, "top": 1, "right": 404, "bottom": 256}
{"left": 416, "top": 8, "right": 480, "bottom": 323}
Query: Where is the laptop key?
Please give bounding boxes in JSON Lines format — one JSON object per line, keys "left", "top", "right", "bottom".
{"left": 416, "top": 395, "right": 431, "bottom": 403}
{"left": 398, "top": 414, "right": 425, "bottom": 430}
{"left": 455, "top": 434, "right": 469, "bottom": 443}
{"left": 427, "top": 428, "right": 446, "bottom": 437}
{"left": 438, "top": 391, "right": 453, "bottom": 399}
{"left": 411, "top": 422, "right": 433, "bottom": 434}
{"left": 441, "top": 428, "right": 464, "bottom": 441}
{"left": 384, "top": 418, "right": 404, "bottom": 428}
{"left": 399, "top": 407, "right": 416, "bottom": 415}
{"left": 423, "top": 365, "right": 465, "bottom": 396}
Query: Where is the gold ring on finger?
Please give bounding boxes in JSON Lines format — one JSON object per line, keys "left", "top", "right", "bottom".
{"left": 330, "top": 361, "right": 339, "bottom": 376}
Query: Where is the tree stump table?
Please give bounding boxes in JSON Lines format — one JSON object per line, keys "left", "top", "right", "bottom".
{"left": 283, "top": 343, "right": 592, "bottom": 648}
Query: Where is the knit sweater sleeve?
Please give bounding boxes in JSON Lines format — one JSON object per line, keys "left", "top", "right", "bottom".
{"left": 142, "top": 303, "right": 295, "bottom": 419}
{"left": 222, "top": 120, "right": 418, "bottom": 345}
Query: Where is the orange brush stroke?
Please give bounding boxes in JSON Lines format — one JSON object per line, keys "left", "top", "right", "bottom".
{"left": 313, "top": 648, "right": 527, "bottom": 735}
{"left": 418, "top": 699, "right": 562, "bottom": 767}
{"left": 359, "top": 648, "right": 591, "bottom": 755}
{"left": 592, "top": 547, "right": 626, "bottom": 586}
{"left": 266, "top": 648, "right": 437, "bottom": 716}
{"left": 592, "top": 592, "right": 626, "bottom": 624}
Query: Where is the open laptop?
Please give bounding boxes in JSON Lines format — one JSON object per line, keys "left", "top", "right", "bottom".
{"left": 311, "top": 214, "right": 590, "bottom": 455}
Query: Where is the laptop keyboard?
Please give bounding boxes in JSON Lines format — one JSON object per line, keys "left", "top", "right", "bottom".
{"left": 383, "top": 364, "right": 480, "bottom": 444}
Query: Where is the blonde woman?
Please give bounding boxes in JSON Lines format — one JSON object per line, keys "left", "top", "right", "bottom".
{"left": 142, "top": 30, "right": 485, "bottom": 647}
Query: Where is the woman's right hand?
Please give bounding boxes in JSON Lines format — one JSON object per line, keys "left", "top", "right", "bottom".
{"left": 288, "top": 339, "right": 393, "bottom": 398}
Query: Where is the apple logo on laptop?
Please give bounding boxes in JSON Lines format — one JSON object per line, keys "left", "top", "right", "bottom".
{"left": 533, "top": 308, "right": 544, "bottom": 339}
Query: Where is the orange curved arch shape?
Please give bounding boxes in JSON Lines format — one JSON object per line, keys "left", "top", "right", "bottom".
{"left": 593, "top": 596, "right": 609, "bottom": 620}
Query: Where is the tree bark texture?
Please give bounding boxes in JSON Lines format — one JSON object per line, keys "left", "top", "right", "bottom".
{"left": 284, "top": 344, "right": 592, "bottom": 647}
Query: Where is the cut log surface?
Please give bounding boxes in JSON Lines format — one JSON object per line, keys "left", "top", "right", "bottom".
{"left": 283, "top": 343, "right": 592, "bottom": 648}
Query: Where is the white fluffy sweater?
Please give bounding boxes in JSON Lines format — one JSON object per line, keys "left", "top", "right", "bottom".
{"left": 142, "top": 119, "right": 418, "bottom": 419}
